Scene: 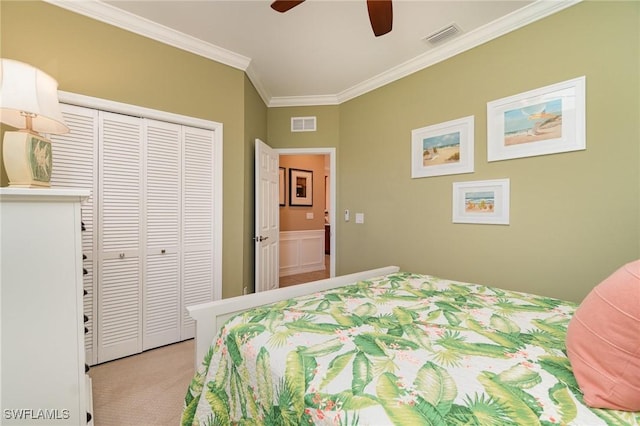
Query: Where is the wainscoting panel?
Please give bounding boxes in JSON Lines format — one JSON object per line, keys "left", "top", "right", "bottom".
{"left": 279, "top": 230, "right": 326, "bottom": 277}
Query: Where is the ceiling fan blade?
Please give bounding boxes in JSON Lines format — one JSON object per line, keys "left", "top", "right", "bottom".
{"left": 367, "top": 0, "right": 393, "bottom": 37}
{"left": 271, "top": 0, "right": 305, "bottom": 13}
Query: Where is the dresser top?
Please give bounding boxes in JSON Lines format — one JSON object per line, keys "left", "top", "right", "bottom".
{"left": 0, "top": 187, "right": 90, "bottom": 201}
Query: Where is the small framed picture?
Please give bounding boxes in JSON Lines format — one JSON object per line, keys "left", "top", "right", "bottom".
{"left": 411, "top": 115, "right": 474, "bottom": 178}
{"left": 279, "top": 167, "right": 286, "bottom": 206}
{"left": 289, "top": 168, "right": 313, "bottom": 206}
{"left": 452, "top": 178, "right": 510, "bottom": 225}
{"left": 487, "top": 76, "right": 585, "bottom": 162}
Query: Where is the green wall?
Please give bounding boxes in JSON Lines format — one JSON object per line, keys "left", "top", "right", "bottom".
{"left": 2, "top": 1, "right": 638, "bottom": 303}
{"left": 333, "top": 1, "right": 639, "bottom": 302}
{"left": 268, "top": 105, "right": 341, "bottom": 148}
{"left": 0, "top": 0, "right": 266, "bottom": 298}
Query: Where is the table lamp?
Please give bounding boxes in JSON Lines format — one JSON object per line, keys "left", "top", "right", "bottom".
{"left": 0, "top": 58, "right": 69, "bottom": 187}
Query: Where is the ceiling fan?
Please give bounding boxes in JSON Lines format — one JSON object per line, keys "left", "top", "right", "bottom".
{"left": 270, "top": 0, "right": 393, "bottom": 37}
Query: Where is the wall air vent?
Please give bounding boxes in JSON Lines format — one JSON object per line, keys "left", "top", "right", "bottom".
{"left": 424, "top": 23, "right": 462, "bottom": 46}
{"left": 291, "top": 116, "right": 317, "bottom": 132}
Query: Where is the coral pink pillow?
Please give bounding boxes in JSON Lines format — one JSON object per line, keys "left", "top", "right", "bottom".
{"left": 566, "top": 259, "right": 640, "bottom": 411}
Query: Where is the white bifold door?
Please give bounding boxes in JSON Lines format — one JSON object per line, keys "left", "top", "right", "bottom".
{"left": 99, "top": 111, "right": 145, "bottom": 361}
{"left": 49, "top": 104, "right": 99, "bottom": 364}
{"left": 51, "top": 104, "right": 217, "bottom": 365}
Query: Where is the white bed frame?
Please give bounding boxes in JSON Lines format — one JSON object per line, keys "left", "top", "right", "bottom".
{"left": 187, "top": 265, "right": 400, "bottom": 369}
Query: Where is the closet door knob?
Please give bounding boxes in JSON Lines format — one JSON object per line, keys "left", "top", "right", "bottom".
{"left": 119, "top": 253, "right": 125, "bottom": 259}
{"left": 161, "top": 249, "right": 166, "bottom": 254}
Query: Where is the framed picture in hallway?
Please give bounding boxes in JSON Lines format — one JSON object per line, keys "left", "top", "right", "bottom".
{"left": 289, "top": 168, "right": 313, "bottom": 206}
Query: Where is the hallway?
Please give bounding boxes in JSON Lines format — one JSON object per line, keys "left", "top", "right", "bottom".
{"left": 279, "top": 255, "right": 330, "bottom": 288}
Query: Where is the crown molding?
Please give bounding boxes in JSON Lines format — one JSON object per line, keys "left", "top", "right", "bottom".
{"left": 268, "top": 94, "right": 340, "bottom": 108}
{"left": 274, "top": 0, "right": 582, "bottom": 107}
{"left": 46, "top": 0, "right": 580, "bottom": 108}
{"left": 244, "top": 63, "right": 272, "bottom": 106}
{"left": 45, "top": 0, "right": 251, "bottom": 71}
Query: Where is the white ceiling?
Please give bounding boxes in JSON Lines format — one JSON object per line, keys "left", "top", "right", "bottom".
{"left": 48, "top": 0, "right": 579, "bottom": 107}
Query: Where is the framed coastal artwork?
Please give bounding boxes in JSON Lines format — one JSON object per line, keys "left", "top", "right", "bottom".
{"left": 289, "top": 168, "right": 313, "bottom": 206}
{"left": 411, "top": 115, "right": 474, "bottom": 178}
{"left": 487, "top": 76, "right": 585, "bottom": 162}
{"left": 452, "top": 178, "right": 510, "bottom": 225}
{"left": 279, "top": 167, "right": 286, "bottom": 206}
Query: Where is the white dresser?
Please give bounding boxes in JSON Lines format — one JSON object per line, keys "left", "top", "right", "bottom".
{"left": 1, "top": 188, "right": 93, "bottom": 425}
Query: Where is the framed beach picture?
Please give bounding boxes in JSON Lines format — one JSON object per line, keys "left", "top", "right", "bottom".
{"left": 452, "top": 178, "right": 510, "bottom": 225}
{"left": 279, "top": 167, "right": 286, "bottom": 206}
{"left": 289, "top": 168, "right": 313, "bottom": 206}
{"left": 487, "top": 76, "right": 585, "bottom": 162}
{"left": 411, "top": 115, "right": 474, "bottom": 178}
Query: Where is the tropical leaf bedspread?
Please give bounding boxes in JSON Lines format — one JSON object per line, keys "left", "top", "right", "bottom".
{"left": 183, "top": 272, "right": 640, "bottom": 425}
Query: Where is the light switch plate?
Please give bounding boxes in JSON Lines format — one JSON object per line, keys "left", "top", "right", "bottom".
{"left": 306, "top": 212, "right": 314, "bottom": 219}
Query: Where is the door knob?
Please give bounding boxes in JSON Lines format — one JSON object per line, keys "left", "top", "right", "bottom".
{"left": 254, "top": 235, "right": 269, "bottom": 242}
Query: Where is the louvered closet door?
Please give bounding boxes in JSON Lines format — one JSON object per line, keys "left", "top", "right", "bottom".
{"left": 98, "top": 111, "right": 144, "bottom": 363}
{"left": 143, "top": 119, "right": 181, "bottom": 350}
{"left": 181, "top": 126, "right": 215, "bottom": 338}
{"left": 50, "top": 104, "right": 99, "bottom": 365}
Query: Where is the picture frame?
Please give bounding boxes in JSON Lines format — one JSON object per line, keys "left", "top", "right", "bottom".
{"left": 279, "top": 167, "right": 286, "bottom": 206}
{"left": 411, "top": 115, "right": 474, "bottom": 178}
{"left": 452, "top": 178, "right": 510, "bottom": 225}
{"left": 487, "top": 76, "right": 585, "bottom": 162}
{"left": 289, "top": 168, "right": 313, "bottom": 206}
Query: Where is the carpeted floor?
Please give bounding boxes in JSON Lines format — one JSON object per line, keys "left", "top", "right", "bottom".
{"left": 89, "top": 339, "right": 194, "bottom": 426}
{"left": 89, "top": 261, "right": 329, "bottom": 425}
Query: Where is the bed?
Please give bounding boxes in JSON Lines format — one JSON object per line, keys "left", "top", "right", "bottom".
{"left": 182, "top": 266, "right": 640, "bottom": 425}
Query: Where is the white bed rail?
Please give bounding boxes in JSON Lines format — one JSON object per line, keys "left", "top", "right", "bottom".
{"left": 187, "top": 265, "right": 400, "bottom": 369}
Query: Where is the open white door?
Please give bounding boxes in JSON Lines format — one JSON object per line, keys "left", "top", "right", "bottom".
{"left": 255, "top": 139, "right": 280, "bottom": 292}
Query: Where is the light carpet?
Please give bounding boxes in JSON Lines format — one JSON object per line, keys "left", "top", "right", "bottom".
{"left": 89, "top": 339, "right": 194, "bottom": 425}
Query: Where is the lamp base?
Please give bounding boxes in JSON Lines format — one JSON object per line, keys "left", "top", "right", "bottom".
{"left": 2, "top": 131, "right": 52, "bottom": 187}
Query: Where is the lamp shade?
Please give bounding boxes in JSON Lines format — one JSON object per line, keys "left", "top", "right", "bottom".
{"left": 0, "top": 58, "right": 69, "bottom": 135}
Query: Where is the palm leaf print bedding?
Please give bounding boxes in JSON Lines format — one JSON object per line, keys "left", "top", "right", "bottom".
{"left": 182, "top": 272, "right": 640, "bottom": 425}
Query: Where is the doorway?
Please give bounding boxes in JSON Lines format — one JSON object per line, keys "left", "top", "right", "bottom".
{"left": 277, "top": 148, "right": 336, "bottom": 285}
